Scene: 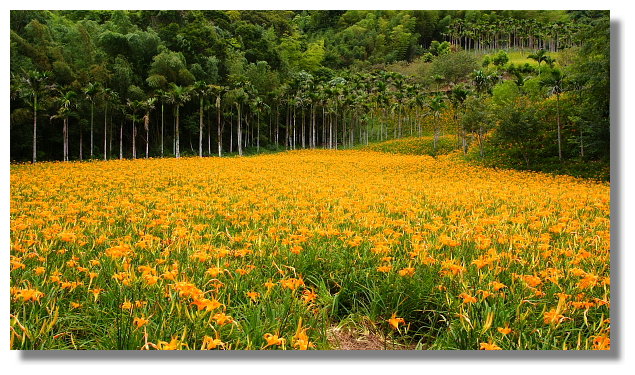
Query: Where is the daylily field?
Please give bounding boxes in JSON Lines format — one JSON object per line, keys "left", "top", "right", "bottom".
{"left": 9, "top": 150, "right": 610, "bottom": 350}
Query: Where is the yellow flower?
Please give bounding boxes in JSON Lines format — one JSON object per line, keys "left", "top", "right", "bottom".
{"left": 133, "top": 317, "right": 149, "bottom": 329}
{"left": 387, "top": 313, "right": 405, "bottom": 329}
{"left": 155, "top": 337, "right": 186, "bottom": 350}
{"left": 490, "top": 281, "right": 507, "bottom": 291}
{"left": 292, "top": 319, "right": 314, "bottom": 350}
{"left": 58, "top": 232, "right": 77, "bottom": 242}
{"left": 190, "top": 298, "right": 222, "bottom": 311}
{"left": 13, "top": 288, "right": 44, "bottom": 302}
{"left": 398, "top": 267, "right": 415, "bottom": 277}
{"left": 246, "top": 291, "right": 260, "bottom": 302}
{"left": 458, "top": 293, "right": 477, "bottom": 304}
{"left": 543, "top": 309, "right": 566, "bottom": 325}
{"left": 264, "top": 280, "right": 276, "bottom": 290}
{"left": 206, "top": 266, "right": 225, "bottom": 277}
{"left": 302, "top": 289, "right": 317, "bottom": 303}
{"left": 213, "top": 312, "right": 233, "bottom": 326}
{"left": 263, "top": 333, "right": 286, "bottom": 348}
{"left": 280, "top": 277, "right": 304, "bottom": 291}
{"left": 202, "top": 336, "right": 224, "bottom": 350}
{"left": 88, "top": 288, "right": 104, "bottom": 301}
{"left": 497, "top": 325, "right": 512, "bottom": 335}
{"left": 592, "top": 335, "right": 610, "bottom": 350}
{"left": 480, "top": 342, "right": 502, "bottom": 350}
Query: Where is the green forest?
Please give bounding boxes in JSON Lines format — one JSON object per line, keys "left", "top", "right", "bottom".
{"left": 10, "top": 10, "right": 610, "bottom": 179}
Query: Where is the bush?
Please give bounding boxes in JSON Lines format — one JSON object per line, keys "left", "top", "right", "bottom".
{"left": 482, "top": 55, "right": 491, "bottom": 68}
{"left": 421, "top": 52, "right": 434, "bottom": 63}
{"left": 428, "top": 51, "right": 478, "bottom": 85}
{"left": 492, "top": 50, "right": 509, "bottom": 66}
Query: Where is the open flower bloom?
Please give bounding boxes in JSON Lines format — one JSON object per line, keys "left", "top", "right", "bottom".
{"left": 497, "top": 325, "right": 512, "bottom": 335}
{"left": 263, "top": 333, "right": 286, "bottom": 348}
{"left": 202, "top": 336, "right": 225, "bottom": 350}
{"left": 246, "top": 291, "right": 260, "bottom": 302}
{"left": 480, "top": 342, "right": 502, "bottom": 350}
{"left": 133, "top": 317, "right": 149, "bottom": 329}
{"left": 292, "top": 319, "right": 314, "bottom": 350}
{"left": 13, "top": 288, "right": 44, "bottom": 302}
{"left": 154, "top": 337, "right": 187, "bottom": 350}
{"left": 387, "top": 313, "right": 405, "bottom": 329}
{"left": 458, "top": 292, "right": 477, "bottom": 304}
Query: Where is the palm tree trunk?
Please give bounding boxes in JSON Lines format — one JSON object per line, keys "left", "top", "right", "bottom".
{"left": 433, "top": 115, "right": 439, "bottom": 151}
{"left": 132, "top": 119, "right": 136, "bottom": 159}
{"left": 322, "top": 106, "right": 325, "bottom": 147}
{"left": 312, "top": 105, "right": 316, "bottom": 148}
{"left": 556, "top": 94, "right": 562, "bottom": 161}
{"left": 275, "top": 104, "right": 280, "bottom": 148}
{"left": 199, "top": 96, "right": 203, "bottom": 157}
{"left": 334, "top": 108, "right": 338, "bottom": 150}
{"left": 119, "top": 121, "right": 123, "bottom": 160}
{"left": 63, "top": 117, "right": 68, "bottom": 161}
{"left": 90, "top": 103, "right": 94, "bottom": 158}
{"left": 79, "top": 121, "right": 83, "bottom": 161}
{"left": 301, "top": 107, "right": 306, "bottom": 149}
{"left": 161, "top": 101, "right": 164, "bottom": 157}
{"left": 217, "top": 98, "right": 222, "bottom": 157}
{"left": 109, "top": 111, "right": 113, "bottom": 158}
{"left": 580, "top": 128, "right": 585, "bottom": 157}
{"left": 230, "top": 111, "right": 233, "bottom": 153}
{"left": 175, "top": 106, "right": 180, "bottom": 158}
{"left": 381, "top": 108, "right": 385, "bottom": 141}
{"left": 342, "top": 110, "right": 346, "bottom": 147}
{"left": 329, "top": 112, "right": 333, "bottom": 149}
{"left": 146, "top": 125, "right": 149, "bottom": 158}
{"left": 392, "top": 109, "right": 396, "bottom": 139}
{"left": 292, "top": 106, "right": 296, "bottom": 150}
{"left": 104, "top": 103, "right": 107, "bottom": 161}
{"left": 284, "top": 104, "right": 291, "bottom": 150}
{"left": 32, "top": 95, "right": 37, "bottom": 163}
{"left": 237, "top": 103, "right": 243, "bottom": 156}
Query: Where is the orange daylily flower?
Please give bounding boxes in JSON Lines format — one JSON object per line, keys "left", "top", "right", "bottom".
{"left": 458, "top": 293, "right": 477, "bottom": 304}
{"left": 387, "top": 313, "right": 405, "bottom": 329}
{"left": 246, "top": 291, "right": 260, "bottom": 302}
{"left": 133, "top": 317, "right": 149, "bottom": 329}
{"left": 201, "top": 336, "right": 225, "bottom": 350}
{"left": 263, "top": 333, "right": 286, "bottom": 348}
{"left": 480, "top": 342, "right": 502, "bottom": 350}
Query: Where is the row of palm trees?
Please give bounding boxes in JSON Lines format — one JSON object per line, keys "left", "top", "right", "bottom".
{"left": 12, "top": 54, "right": 567, "bottom": 163}
{"left": 444, "top": 18, "right": 583, "bottom": 52}
{"left": 13, "top": 69, "right": 456, "bottom": 163}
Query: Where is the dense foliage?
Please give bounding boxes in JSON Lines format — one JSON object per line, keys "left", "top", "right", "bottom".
{"left": 10, "top": 10, "right": 609, "bottom": 179}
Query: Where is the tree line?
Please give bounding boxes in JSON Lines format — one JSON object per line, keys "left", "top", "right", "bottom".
{"left": 10, "top": 10, "right": 609, "bottom": 178}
